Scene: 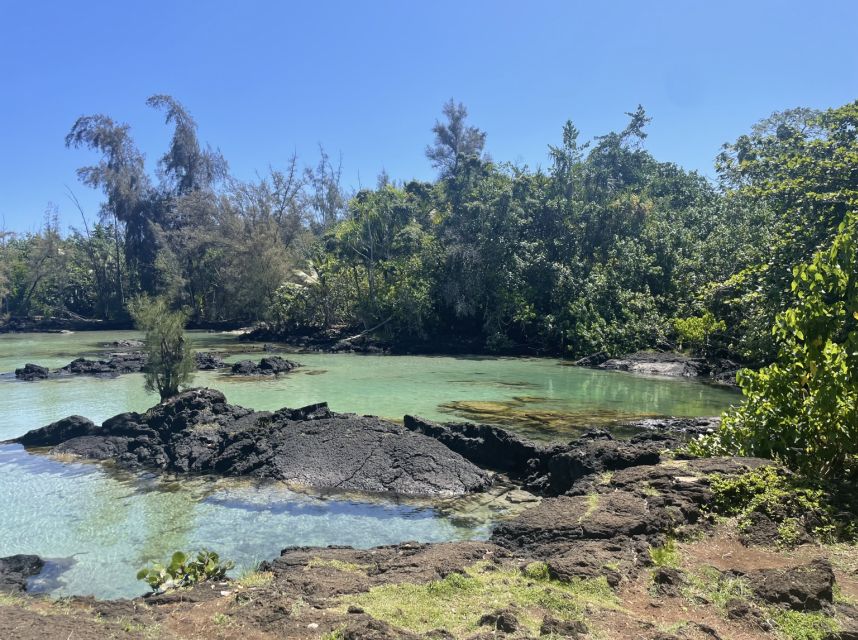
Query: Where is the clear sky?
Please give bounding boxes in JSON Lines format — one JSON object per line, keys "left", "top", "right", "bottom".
{"left": 1, "top": 0, "right": 856, "bottom": 233}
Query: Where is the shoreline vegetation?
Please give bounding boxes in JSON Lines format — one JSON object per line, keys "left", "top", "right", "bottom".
{"left": 1, "top": 90, "right": 856, "bottom": 638}
{"left": 3, "top": 99, "right": 856, "bottom": 371}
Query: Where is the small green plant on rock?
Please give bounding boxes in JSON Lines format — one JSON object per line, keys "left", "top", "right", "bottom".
{"left": 137, "top": 549, "right": 234, "bottom": 594}
{"left": 708, "top": 466, "right": 855, "bottom": 545}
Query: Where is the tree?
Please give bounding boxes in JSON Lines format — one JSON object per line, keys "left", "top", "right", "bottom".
{"left": 128, "top": 296, "right": 194, "bottom": 401}
{"left": 692, "top": 212, "right": 858, "bottom": 480}
{"left": 708, "top": 101, "right": 858, "bottom": 362}
{"left": 147, "top": 94, "right": 227, "bottom": 196}
{"left": 66, "top": 114, "right": 153, "bottom": 300}
{"left": 426, "top": 99, "right": 487, "bottom": 177}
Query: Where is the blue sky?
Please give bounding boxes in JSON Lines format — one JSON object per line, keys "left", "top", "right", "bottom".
{"left": 1, "top": 0, "right": 856, "bottom": 232}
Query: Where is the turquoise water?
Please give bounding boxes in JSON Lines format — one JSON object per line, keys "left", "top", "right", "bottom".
{"left": 0, "top": 331, "right": 739, "bottom": 599}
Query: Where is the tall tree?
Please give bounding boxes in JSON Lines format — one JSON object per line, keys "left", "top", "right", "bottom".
{"left": 65, "top": 114, "right": 152, "bottom": 303}
{"left": 147, "top": 94, "right": 227, "bottom": 196}
{"left": 425, "top": 99, "right": 487, "bottom": 178}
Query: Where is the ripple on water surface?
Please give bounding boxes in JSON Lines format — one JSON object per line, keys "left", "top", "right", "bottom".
{"left": 0, "top": 444, "right": 488, "bottom": 599}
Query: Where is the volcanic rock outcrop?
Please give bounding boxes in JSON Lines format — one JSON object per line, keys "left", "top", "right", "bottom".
{"left": 8, "top": 389, "right": 491, "bottom": 497}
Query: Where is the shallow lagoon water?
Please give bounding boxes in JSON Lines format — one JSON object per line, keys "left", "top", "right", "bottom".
{"left": 0, "top": 331, "right": 739, "bottom": 598}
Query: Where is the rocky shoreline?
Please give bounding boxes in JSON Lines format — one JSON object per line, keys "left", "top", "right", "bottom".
{"left": 574, "top": 350, "right": 744, "bottom": 386}
{"left": 2, "top": 393, "right": 855, "bottom": 639}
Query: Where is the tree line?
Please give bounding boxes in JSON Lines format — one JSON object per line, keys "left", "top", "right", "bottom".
{"left": 2, "top": 97, "right": 856, "bottom": 364}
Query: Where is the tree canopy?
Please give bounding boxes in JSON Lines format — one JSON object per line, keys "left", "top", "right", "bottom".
{"left": 4, "top": 97, "right": 857, "bottom": 369}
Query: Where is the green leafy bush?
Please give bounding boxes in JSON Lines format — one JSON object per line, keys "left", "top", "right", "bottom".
{"left": 137, "top": 549, "right": 234, "bottom": 593}
{"left": 692, "top": 213, "right": 858, "bottom": 480}
{"left": 672, "top": 312, "right": 725, "bottom": 353}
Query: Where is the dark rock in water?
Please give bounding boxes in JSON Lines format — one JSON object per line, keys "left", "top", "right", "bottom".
{"left": 230, "top": 356, "right": 299, "bottom": 375}
{"left": 57, "top": 352, "right": 148, "bottom": 376}
{"left": 12, "top": 388, "right": 490, "bottom": 496}
{"left": 14, "top": 363, "right": 49, "bottom": 381}
{"left": 14, "top": 415, "right": 97, "bottom": 447}
{"left": 0, "top": 555, "right": 44, "bottom": 593}
{"left": 599, "top": 351, "right": 709, "bottom": 377}
{"left": 623, "top": 416, "right": 722, "bottom": 436}
{"left": 573, "top": 351, "right": 610, "bottom": 367}
{"left": 596, "top": 351, "right": 743, "bottom": 386}
{"left": 748, "top": 559, "right": 835, "bottom": 611}
{"left": 194, "top": 351, "right": 226, "bottom": 370}
{"left": 405, "top": 416, "right": 688, "bottom": 497}
{"left": 403, "top": 415, "right": 548, "bottom": 475}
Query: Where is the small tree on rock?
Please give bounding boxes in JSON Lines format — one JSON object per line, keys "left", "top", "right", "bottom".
{"left": 128, "top": 296, "right": 194, "bottom": 401}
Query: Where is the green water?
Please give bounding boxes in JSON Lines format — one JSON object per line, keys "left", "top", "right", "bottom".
{"left": 0, "top": 330, "right": 739, "bottom": 599}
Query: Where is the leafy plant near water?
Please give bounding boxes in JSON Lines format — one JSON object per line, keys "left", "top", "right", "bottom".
{"left": 137, "top": 549, "right": 234, "bottom": 593}
{"left": 128, "top": 295, "right": 194, "bottom": 401}
{"left": 691, "top": 212, "right": 858, "bottom": 480}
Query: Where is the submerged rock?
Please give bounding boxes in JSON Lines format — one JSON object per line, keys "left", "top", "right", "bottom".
{"left": 102, "top": 339, "right": 144, "bottom": 349}
{"left": 11, "top": 389, "right": 491, "bottom": 497}
{"left": 230, "top": 356, "right": 299, "bottom": 375}
{"left": 0, "top": 555, "right": 44, "bottom": 593}
{"left": 14, "top": 363, "right": 49, "bottom": 381}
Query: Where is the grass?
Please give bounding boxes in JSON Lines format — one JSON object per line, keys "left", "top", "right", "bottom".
{"left": 212, "top": 612, "right": 231, "bottom": 626}
{"left": 648, "top": 539, "right": 679, "bottom": 568}
{"left": 0, "top": 593, "right": 27, "bottom": 607}
{"left": 598, "top": 471, "right": 614, "bottom": 485}
{"left": 578, "top": 494, "right": 600, "bottom": 523}
{"left": 340, "top": 561, "right": 619, "bottom": 636}
{"left": 306, "top": 557, "right": 370, "bottom": 573}
{"left": 320, "top": 628, "right": 345, "bottom": 640}
{"left": 682, "top": 565, "right": 752, "bottom": 610}
{"left": 236, "top": 570, "right": 274, "bottom": 588}
{"left": 769, "top": 609, "right": 839, "bottom": 640}
{"left": 640, "top": 483, "right": 661, "bottom": 497}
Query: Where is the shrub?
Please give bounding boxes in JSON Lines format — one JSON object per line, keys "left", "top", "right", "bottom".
{"left": 137, "top": 549, "right": 234, "bottom": 594}
{"left": 672, "top": 311, "right": 725, "bottom": 354}
{"left": 691, "top": 213, "right": 858, "bottom": 480}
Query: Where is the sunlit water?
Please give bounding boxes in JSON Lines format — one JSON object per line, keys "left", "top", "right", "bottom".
{"left": 0, "top": 331, "right": 739, "bottom": 598}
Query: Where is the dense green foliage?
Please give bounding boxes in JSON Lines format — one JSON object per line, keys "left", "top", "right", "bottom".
{"left": 128, "top": 296, "right": 194, "bottom": 400}
{"left": 694, "top": 213, "right": 858, "bottom": 479}
{"left": 689, "top": 102, "right": 858, "bottom": 479}
{"left": 137, "top": 549, "right": 234, "bottom": 593}
{"left": 2, "top": 98, "right": 856, "bottom": 364}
